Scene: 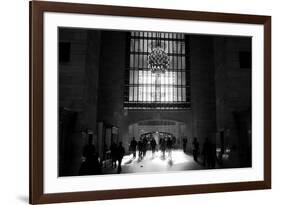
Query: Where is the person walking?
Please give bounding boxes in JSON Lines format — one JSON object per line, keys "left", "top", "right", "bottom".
{"left": 160, "top": 137, "right": 166, "bottom": 159}
{"left": 129, "top": 137, "right": 137, "bottom": 158}
{"left": 192, "top": 138, "right": 200, "bottom": 162}
{"left": 150, "top": 137, "right": 157, "bottom": 157}
{"left": 138, "top": 139, "right": 143, "bottom": 159}
{"left": 202, "top": 138, "right": 210, "bottom": 167}
{"left": 79, "top": 136, "right": 101, "bottom": 175}
{"left": 182, "top": 138, "right": 187, "bottom": 153}
{"left": 167, "top": 137, "right": 173, "bottom": 158}
{"left": 110, "top": 142, "right": 117, "bottom": 168}
{"left": 142, "top": 137, "right": 148, "bottom": 157}
{"left": 117, "top": 142, "right": 125, "bottom": 174}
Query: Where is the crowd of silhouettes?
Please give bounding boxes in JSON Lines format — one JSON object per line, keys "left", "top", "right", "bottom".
{"left": 110, "top": 141, "right": 125, "bottom": 173}
{"left": 136, "top": 136, "right": 148, "bottom": 159}
{"left": 129, "top": 135, "right": 178, "bottom": 160}
{"left": 179, "top": 136, "right": 218, "bottom": 168}
{"left": 79, "top": 133, "right": 218, "bottom": 176}
{"left": 159, "top": 136, "right": 176, "bottom": 159}
{"left": 79, "top": 133, "right": 126, "bottom": 175}
{"left": 190, "top": 137, "right": 217, "bottom": 168}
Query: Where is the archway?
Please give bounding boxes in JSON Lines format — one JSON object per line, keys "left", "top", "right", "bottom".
{"left": 128, "top": 119, "right": 187, "bottom": 148}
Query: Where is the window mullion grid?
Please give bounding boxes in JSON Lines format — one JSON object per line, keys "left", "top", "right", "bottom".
{"left": 170, "top": 33, "right": 173, "bottom": 102}
{"left": 175, "top": 33, "right": 178, "bottom": 103}
{"left": 181, "top": 37, "right": 184, "bottom": 102}
{"left": 181, "top": 37, "right": 185, "bottom": 102}
{"left": 178, "top": 35, "right": 181, "bottom": 103}
{"left": 128, "top": 32, "right": 188, "bottom": 109}
{"left": 137, "top": 32, "right": 141, "bottom": 103}
{"left": 159, "top": 32, "right": 162, "bottom": 103}
{"left": 179, "top": 34, "right": 182, "bottom": 103}
{"left": 169, "top": 33, "right": 173, "bottom": 104}
{"left": 154, "top": 32, "right": 157, "bottom": 103}
{"left": 132, "top": 32, "right": 135, "bottom": 103}
{"left": 186, "top": 35, "right": 190, "bottom": 106}
{"left": 143, "top": 32, "right": 146, "bottom": 103}
{"left": 147, "top": 32, "right": 151, "bottom": 103}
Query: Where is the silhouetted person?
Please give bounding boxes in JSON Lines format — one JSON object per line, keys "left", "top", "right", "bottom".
{"left": 117, "top": 142, "right": 125, "bottom": 174}
{"left": 192, "top": 138, "right": 200, "bottom": 162}
{"left": 103, "top": 143, "right": 108, "bottom": 167}
{"left": 182, "top": 138, "right": 187, "bottom": 153}
{"left": 138, "top": 139, "right": 143, "bottom": 159}
{"left": 142, "top": 137, "right": 148, "bottom": 157}
{"left": 79, "top": 136, "right": 101, "bottom": 175}
{"left": 129, "top": 137, "right": 137, "bottom": 158}
{"left": 172, "top": 136, "right": 176, "bottom": 147}
{"left": 167, "top": 137, "right": 173, "bottom": 158}
{"left": 110, "top": 142, "right": 118, "bottom": 168}
{"left": 209, "top": 142, "right": 217, "bottom": 168}
{"left": 160, "top": 138, "right": 166, "bottom": 159}
{"left": 202, "top": 138, "right": 210, "bottom": 167}
{"left": 150, "top": 137, "right": 157, "bottom": 157}
{"left": 82, "top": 142, "right": 95, "bottom": 159}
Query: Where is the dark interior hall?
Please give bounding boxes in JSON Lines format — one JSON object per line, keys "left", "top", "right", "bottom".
{"left": 58, "top": 28, "right": 252, "bottom": 176}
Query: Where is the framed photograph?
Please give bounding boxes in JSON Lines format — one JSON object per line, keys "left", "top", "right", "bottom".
{"left": 30, "top": 1, "right": 271, "bottom": 204}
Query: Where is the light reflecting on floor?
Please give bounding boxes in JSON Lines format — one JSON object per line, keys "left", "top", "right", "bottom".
{"left": 115, "top": 149, "right": 203, "bottom": 174}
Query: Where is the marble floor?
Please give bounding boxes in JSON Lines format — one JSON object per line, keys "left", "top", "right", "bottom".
{"left": 102, "top": 149, "right": 204, "bottom": 174}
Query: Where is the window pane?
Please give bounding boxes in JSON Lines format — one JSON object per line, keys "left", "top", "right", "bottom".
{"left": 134, "top": 39, "right": 139, "bottom": 52}
{"left": 129, "top": 70, "right": 133, "bottom": 84}
{"left": 182, "top": 87, "right": 186, "bottom": 101}
{"left": 143, "top": 39, "right": 148, "bottom": 53}
{"left": 143, "top": 55, "right": 148, "bottom": 68}
{"left": 134, "top": 71, "right": 138, "bottom": 84}
{"left": 178, "top": 72, "right": 182, "bottom": 85}
{"left": 129, "top": 87, "right": 133, "bottom": 101}
{"left": 173, "top": 56, "right": 178, "bottom": 69}
{"left": 138, "top": 86, "right": 142, "bottom": 101}
{"left": 181, "top": 41, "right": 185, "bottom": 54}
{"left": 181, "top": 57, "right": 185, "bottom": 70}
{"left": 182, "top": 72, "right": 186, "bottom": 85}
{"left": 130, "top": 54, "right": 134, "bottom": 68}
{"left": 134, "top": 86, "right": 138, "bottom": 101}
{"left": 178, "top": 88, "right": 182, "bottom": 101}
{"left": 139, "top": 39, "right": 143, "bottom": 52}
{"left": 134, "top": 55, "right": 138, "bottom": 68}
{"left": 173, "top": 87, "right": 177, "bottom": 101}
{"left": 139, "top": 54, "right": 143, "bottom": 68}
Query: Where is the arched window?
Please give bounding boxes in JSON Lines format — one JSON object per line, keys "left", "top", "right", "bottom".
{"left": 124, "top": 31, "right": 190, "bottom": 109}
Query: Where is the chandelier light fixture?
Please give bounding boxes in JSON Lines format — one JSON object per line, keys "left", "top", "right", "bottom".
{"left": 148, "top": 33, "right": 170, "bottom": 74}
{"left": 148, "top": 47, "right": 170, "bottom": 74}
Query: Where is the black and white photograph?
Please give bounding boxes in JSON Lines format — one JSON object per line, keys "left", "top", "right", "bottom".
{"left": 58, "top": 28, "right": 252, "bottom": 177}
{"left": 1, "top": 0, "right": 276, "bottom": 204}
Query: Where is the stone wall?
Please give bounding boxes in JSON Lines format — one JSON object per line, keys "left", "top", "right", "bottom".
{"left": 189, "top": 35, "right": 217, "bottom": 146}
{"left": 213, "top": 36, "right": 251, "bottom": 166}
{"left": 58, "top": 28, "right": 101, "bottom": 176}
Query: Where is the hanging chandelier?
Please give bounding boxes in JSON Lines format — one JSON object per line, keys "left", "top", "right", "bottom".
{"left": 148, "top": 33, "right": 170, "bottom": 74}
{"left": 148, "top": 47, "right": 169, "bottom": 74}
